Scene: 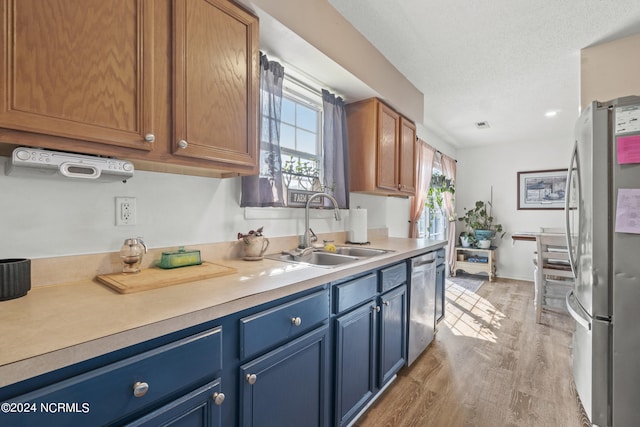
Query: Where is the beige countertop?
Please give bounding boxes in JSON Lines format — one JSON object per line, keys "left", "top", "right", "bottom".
{"left": 0, "top": 237, "right": 446, "bottom": 388}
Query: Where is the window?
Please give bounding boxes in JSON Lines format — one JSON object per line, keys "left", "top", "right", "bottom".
{"left": 280, "top": 77, "right": 327, "bottom": 202}
{"left": 418, "top": 158, "right": 452, "bottom": 239}
{"left": 244, "top": 57, "right": 348, "bottom": 211}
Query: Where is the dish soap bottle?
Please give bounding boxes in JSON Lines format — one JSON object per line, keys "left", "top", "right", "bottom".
{"left": 120, "top": 237, "right": 147, "bottom": 273}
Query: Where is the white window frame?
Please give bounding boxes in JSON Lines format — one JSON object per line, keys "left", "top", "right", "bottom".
{"left": 279, "top": 76, "right": 324, "bottom": 194}
{"left": 419, "top": 158, "right": 449, "bottom": 240}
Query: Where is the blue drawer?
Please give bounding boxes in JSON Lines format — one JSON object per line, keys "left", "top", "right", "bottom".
{"left": 1, "top": 327, "right": 222, "bottom": 427}
{"left": 379, "top": 262, "right": 407, "bottom": 293}
{"left": 240, "top": 289, "right": 330, "bottom": 360}
{"left": 334, "top": 272, "right": 377, "bottom": 314}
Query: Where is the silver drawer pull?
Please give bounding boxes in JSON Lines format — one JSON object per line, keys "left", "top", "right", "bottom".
{"left": 373, "top": 305, "right": 381, "bottom": 313}
{"left": 144, "top": 133, "right": 155, "bottom": 142}
{"left": 178, "top": 139, "right": 188, "bottom": 149}
{"left": 212, "top": 392, "right": 225, "bottom": 406}
{"left": 291, "top": 317, "right": 302, "bottom": 327}
{"left": 133, "top": 381, "right": 149, "bottom": 398}
{"left": 383, "top": 301, "right": 390, "bottom": 306}
{"left": 246, "top": 373, "right": 257, "bottom": 385}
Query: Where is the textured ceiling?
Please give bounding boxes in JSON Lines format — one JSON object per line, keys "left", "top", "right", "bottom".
{"left": 328, "top": 0, "right": 640, "bottom": 148}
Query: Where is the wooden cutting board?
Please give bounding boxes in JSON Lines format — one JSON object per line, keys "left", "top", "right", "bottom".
{"left": 97, "top": 262, "right": 237, "bottom": 294}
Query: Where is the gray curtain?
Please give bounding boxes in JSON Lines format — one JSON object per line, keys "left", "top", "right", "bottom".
{"left": 321, "top": 89, "right": 350, "bottom": 209}
{"left": 241, "top": 54, "right": 285, "bottom": 207}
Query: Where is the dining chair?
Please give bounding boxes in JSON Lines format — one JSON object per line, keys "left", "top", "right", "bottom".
{"left": 534, "top": 233, "right": 574, "bottom": 323}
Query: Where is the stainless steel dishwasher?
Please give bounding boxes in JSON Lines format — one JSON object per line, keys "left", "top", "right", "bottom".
{"left": 407, "top": 251, "right": 437, "bottom": 365}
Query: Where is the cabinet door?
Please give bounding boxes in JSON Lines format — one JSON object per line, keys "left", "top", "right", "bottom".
{"left": 239, "top": 326, "right": 329, "bottom": 427}
{"left": 173, "top": 0, "right": 259, "bottom": 169}
{"left": 127, "top": 379, "right": 223, "bottom": 427}
{"left": 0, "top": 0, "right": 154, "bottom": 151}
{"left": 379, "top": 285, "right": 407, "bottom": 386}
{"left": 376, "top": 102, "right": 400, "bottom": 192}
{"left": 435, "top": 263, "right": 446, "bottom": 324}
{"left": 398, "top": 117, "right": 416, "bottom": 195}
{"left": 335, "top": 301, "right": 377, "bottom": 427}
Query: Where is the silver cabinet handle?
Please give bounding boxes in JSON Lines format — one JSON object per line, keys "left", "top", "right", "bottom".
{"left": 144, "top": 133, "right": 155, "bottom": 143}
{"left": 178, "top": 139, "right": 188, "bottom": 149}
{"left": 291, "top": 317, "right": 302, "bottom": 326}
{"left": 383, "top": 301, "right": 390, "bottom": 306}
{"left": 133, "top": 381, "right": 149, "bottom": 398}
{"left": 212, "top": 392, "right": 225, "bottom": 406}
{"left": 246, "top": 373, "right": 257, "bottom": 385}
{"left": 373, "top": 305, "right": 380, "bottom": 313}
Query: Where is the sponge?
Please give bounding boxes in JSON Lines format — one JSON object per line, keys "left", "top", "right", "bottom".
{"left": 324, "top": 243, "right": 337, "bottom": 253}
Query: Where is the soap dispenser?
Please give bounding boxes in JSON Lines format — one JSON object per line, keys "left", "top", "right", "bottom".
{"left": 119, "top": 237, "right": 147, "bottom": 273}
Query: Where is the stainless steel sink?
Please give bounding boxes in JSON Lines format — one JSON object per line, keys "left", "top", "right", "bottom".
{"left": 265, "top": 246, "right": 392, "bottom": 268}
{"left": 333, "top": 246, "right": 390, "bottom": 257}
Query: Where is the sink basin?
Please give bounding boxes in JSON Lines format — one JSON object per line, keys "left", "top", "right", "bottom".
{"left": 332, "top": 246, "right": 390, "bottom": 257}
{"left": 265, "top": 247, "right": 392, "bottom": 268}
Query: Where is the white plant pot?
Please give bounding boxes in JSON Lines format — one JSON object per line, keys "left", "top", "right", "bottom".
{"left": 460, "top": 236, "right": 471, "bottom": 248}
{"left": 477, "top": 239, "right": 491, "bottom": 249}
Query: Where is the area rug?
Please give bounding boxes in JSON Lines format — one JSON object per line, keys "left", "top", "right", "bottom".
{"left": 446, "top": 273, "right": 486, "bottom": 293}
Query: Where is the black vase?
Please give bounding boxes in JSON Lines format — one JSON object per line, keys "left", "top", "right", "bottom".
{"left": 0, "top": 258, "right": 31, "bottom": 301}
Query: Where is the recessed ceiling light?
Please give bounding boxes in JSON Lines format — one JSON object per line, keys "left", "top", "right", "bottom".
{"left": 475, "top": 121, "right": 490, "bottom": 129}
{"left": 545, "top": 111, "right": 558, "bottom": 117}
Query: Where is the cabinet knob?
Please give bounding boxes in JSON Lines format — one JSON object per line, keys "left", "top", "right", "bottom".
{"left": 246, "top": 373, "right": 257, "bottom": 385}
{"left": 212, "top": 392, "right": 225, "bottom": 406}
{"left": 133, "top": 381, "right": 149, "bottom": 398}
{"left": 144, "top": 133, "right": 155, "bottom": 143}
{"left": 383, "top": 301, "right": 390, "bottom": 306}
{"left": 178, "top": 139, "right": 189, "bottom": 149}
{"left": 291, "top": 317, "right": 302, "bottom": 327}
{"left": 373, "top": 305, "right": 381, "bottom": 313}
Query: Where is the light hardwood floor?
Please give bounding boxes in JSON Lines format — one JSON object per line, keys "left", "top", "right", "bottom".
{"left": 355, "top": 278, "right": 591, "bottom": 427}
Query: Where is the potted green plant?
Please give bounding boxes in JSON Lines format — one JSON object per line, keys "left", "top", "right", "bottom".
{"left": 459, "top": 231, "right": 477, "bottom": 248}
{"left": 458, "top": 200, "right": 505, "bottom": 241}
{"left": 425, "top": 172, "right": 455, "bottom": 228}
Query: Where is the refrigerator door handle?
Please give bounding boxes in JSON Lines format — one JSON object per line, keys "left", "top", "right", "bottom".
{"left": 565, "top": 142, "right": 579, "bottom": 278}
{"left": 566, "top": 290, "right": 591, "bottom": 331}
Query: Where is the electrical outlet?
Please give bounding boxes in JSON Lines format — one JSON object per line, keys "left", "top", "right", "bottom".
{"left": 115, "top": 197, "right": 136, "bottom": 226}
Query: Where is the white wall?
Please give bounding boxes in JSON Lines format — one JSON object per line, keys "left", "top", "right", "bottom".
{"left": 456, "top": 138, "right": 574, "bottom": 280}
{"left": 0, "top": 159, "right": 349, "bottom": 259}
{"left": 0, "top": 158, "right": 425, "bottom": 259}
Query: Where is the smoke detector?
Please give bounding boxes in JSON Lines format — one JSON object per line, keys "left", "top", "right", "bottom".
{"left": 475, "top": 121, "right": 490, "bottom": 129}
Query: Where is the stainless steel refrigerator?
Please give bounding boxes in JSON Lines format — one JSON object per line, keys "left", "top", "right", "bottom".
{"left": 565, "top": 96, "right": 640, "bottom": 427}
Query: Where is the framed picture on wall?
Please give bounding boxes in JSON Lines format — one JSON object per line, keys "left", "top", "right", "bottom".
{"left": 517, "top": 169, "right": 568, "bottom": 210}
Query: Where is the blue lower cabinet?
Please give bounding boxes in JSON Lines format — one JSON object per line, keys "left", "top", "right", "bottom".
{"left": 0, "top": 327, "right": 222, "bottom": 427}
{"left": 379, "top": 284, "right": 407, "bottom": 386}
{"left": 239, "top": 325, "right": 329, "bottom": 427}
{"left": 334, "top": 300, "right": 378, "bottom": 427}
{"left": 126, "top": 378, "right": 223, "bottom": 427}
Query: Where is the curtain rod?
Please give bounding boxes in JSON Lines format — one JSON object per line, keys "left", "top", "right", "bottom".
{"left": 261, "top": 50, "right": 346, "bottom": 101}
{"left": 436, "top": 149, "right": 458, "bottom": 163}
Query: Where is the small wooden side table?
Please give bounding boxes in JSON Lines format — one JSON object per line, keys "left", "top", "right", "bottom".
{"left": 452, "top": 246, "right": 497, "bottom": 281}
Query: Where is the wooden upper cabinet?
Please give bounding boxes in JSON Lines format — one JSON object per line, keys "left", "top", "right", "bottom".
{"left": 172, "top": 0, "right": 259, "bottom": 169}
{"left": 398, "top": 117, "right": 416, "bottom": 194}
{"left": 0, "top": 0, "right": 259, "bottom": 177}
{"left": 0, "top": 0, "right": 154, "bottom": 151}
{"left": 376, "top": 102, "right": 400, "bottom": 192}
{"left": 346, "top": 98, "right": 416, "bottom": 197}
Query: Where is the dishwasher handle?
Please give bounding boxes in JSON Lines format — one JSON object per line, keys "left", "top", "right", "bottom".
{"left": 412, "top": 259, "right": 436, "bottom": 268}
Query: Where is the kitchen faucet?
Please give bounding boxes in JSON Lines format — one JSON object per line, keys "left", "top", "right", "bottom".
{"left": 301, "top": 192, "right": 341, "bottom": 249}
